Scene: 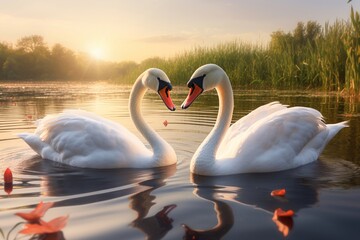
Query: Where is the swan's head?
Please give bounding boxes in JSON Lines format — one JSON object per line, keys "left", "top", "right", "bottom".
{"left": 181, "top": 64, "right": 225, "bottom": 109}
{"left": 143, "top": 68, "right": 176, "bottom": 111}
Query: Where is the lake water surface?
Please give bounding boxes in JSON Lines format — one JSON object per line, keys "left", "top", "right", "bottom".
{"left": 0, "top": 82, "right": 360, "bottom": 240}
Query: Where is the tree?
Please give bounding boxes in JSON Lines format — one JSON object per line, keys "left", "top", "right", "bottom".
{"left": 269, "top": 30, "right": 293, "bottom": 51}
{"left": 0, "top": 42, "right": 12, "bottom": 79}
{"left": 293, "top": 22, "right": 306, "bottom": 47}
{"left": 305, "top": 21, "right": 322, "bottom": 46}
{"left": 15, "top": 35, "right": 50, "bottom": 79}
{"left": 2, "top": 50, "right": 28, "bottom": 79}
{"left": 50, "top": 44, "right": 77, "bottom": 79}
{"left": 270, "top": 21, "right": 322, "bottom": 51}
{"left": 16, "top": 35, "right": 47, "bottom": 53}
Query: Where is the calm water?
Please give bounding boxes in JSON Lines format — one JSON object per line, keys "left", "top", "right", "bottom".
{"left": 0, "top": 82, "right": 360, "bottom": 240}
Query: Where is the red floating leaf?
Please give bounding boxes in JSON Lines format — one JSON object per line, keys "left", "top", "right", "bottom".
{"left": 20, "top": 215, "right": 69, "bottom": 235}
{"left": 163, "top": 120, "right": 168, "bottom": 127}
{"left": 16, "top": 201, "right": 55, "bottom": 223}
{"left": 273, "top": 208, "right": 294, "bottom": 219}
{"left": 4, "top": 168, "right": 13, "bottom": 183}
{"left": 272, "top": 208, "right": 294, "bottom": 236}
{"left": 271, "top": 188, "right": 286, "bottom": 197}
{"left": 272, "top": 216, "right": 293, "bottom": 237}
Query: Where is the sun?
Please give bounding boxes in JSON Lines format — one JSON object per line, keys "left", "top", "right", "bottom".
{"left": 89, "top": 47, "right": 104, "bottom": 60}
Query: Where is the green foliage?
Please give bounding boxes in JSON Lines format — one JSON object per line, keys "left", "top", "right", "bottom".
{"left": 0, "top": 35, "right": 130, "bottom": 81}
{"left": 118, "top": 42, "right": 270, "bottom": 88}
{"left": 124, "top": 16, "right": 356, "bottom": 94}
{"left": 0, "top": 42, "right": 11, "bottom": 79}
{"left": 1, "top": 8, "right": 360, "bottom": 95}
{"left": 344, "top": 6, "right": 360, "bottom": 95}
{"left": 266, "top": 20, "right": 349, "bottom": 91}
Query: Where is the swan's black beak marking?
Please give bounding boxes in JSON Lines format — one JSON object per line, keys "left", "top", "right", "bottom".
{"left": 157, "top": 78, "right": 176, "bottom": 111}
{"left": 181, "top": 74, "right": 205, "bottom": 109}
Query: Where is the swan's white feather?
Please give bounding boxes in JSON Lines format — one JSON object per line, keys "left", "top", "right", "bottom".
{"left": 220, "top": 101, "right": 287, "bottom": 147}
{"left": 19, "top": 110, "right": 152, "bottom": 168}
{"left": 215, "top": 106, "right": 348, "bottom": 174}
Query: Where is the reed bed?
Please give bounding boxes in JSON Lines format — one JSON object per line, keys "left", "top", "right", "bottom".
{"left": 119, "top": 8, "right": 360, "bottom": 96}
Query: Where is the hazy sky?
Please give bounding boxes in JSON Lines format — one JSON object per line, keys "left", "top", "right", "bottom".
{"left": 1, "top": 0, "right": 359, "bottom": 62}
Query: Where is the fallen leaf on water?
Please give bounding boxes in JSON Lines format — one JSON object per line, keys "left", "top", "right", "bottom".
{"left": 163, "top": 120, "right": 168, "bottom": 127}
{"left": 4, "top": 168, "right": 13, "bottom": 183}
{"left": 16, "top": 201, "right": 55, "bottom": 223}
{"left": 273, "top": 208, "right": 294, "bottom": 218}
{"left": 20, "top": 216, "right": 69, "bottom": 234}
{"left": 272, "top": 208, "right": 294, "bottom": 237}
{"left": 271, "top": 188, "right": 286, "bottom": 197}
{"left": 272, "top": 216, "right": 293, "bottom": 237}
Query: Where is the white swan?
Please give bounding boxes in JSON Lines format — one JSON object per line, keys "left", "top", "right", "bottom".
{"left": 181, "top": 64, "right": 348, "bottom": 176}
{"left": 19, "top": 68, "right": 177, "bottom": 168}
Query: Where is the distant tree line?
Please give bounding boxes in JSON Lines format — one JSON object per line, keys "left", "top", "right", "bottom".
{"left": 0, "top": 35, "right": 138, "bottom": 81}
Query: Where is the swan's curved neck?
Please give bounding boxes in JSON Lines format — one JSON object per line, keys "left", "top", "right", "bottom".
{"left": 191, "top": 74, "right": 233, "bottom": 172}
{"left": 129, "top": 77, "right": 171, "bottom": 164}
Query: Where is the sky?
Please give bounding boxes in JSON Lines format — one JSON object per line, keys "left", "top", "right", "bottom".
{"left": 1, "top": 0, "right": 359, "bottom": 62}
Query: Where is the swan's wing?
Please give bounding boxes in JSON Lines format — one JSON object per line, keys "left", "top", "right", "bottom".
{"left": 19, "top": 110, "right": 150, "bottom": 168}
{"left": 220, "top": 102, "right": 287, "bottom": 148}
{"left": 218, "top": 107, "right": 329, "bottom": 172}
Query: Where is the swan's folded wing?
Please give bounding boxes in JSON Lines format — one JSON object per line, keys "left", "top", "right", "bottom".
{"left": 218, "top": 107, "right": 328, "bottom": 172}
{"left": 28, "top": 111, "right": 150, "bottom": 167}
{"left": 220, "top": 102, "right": 287, "bottom": 148}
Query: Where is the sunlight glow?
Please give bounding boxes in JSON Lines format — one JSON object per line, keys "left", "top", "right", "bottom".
{"left": 89, "top": 47, "right": 105, "bottom": 60}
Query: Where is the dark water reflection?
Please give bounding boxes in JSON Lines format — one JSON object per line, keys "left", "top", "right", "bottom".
{"left": 1, "top": 83, "right": 360, "bottom": 239}
{"left": 183, "top": 160, "right": 356, "bottom": 239}
{"left": 19, "top": 156, "right": 177, "bottom": 239}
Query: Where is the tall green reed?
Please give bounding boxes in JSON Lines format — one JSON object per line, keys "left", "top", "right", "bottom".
{"left": 344, "top": 7, "right": 360, "bottom": 95}
{"left": 117, "top": 8, "right": 360, "bottom": 96}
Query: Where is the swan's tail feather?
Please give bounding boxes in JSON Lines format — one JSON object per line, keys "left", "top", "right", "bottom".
{"left": 327, "top": 120, "right": 349, "bottom": 142}
{"left": 18, "top": 133, "right": 47, "bottom": 156}
{"left": 292, "top": 120, "right": 348, "bottom": 168}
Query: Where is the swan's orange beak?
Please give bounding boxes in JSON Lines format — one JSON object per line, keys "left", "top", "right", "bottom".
{"left": 158, "top": 87, "right": 176, "bottom": 111}
{"left": 181, "top": 84, "right": 203, "bottom": 109}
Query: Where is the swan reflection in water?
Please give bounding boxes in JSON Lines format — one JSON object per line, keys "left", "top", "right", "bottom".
{"left": 183, "top": 163, "right": 328, "bottom": 239}
{"left": 21, "top": 157, "right": 177, "bottom": 239}
{"left": 183, "top": 183, "right": 234, "bottom": 240}
{"left": 128, "top": 167, "right": 177, "bottom": 239}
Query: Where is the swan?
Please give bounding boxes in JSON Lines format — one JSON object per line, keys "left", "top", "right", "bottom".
{"left": 181, "top": 64, "right": 348, "bottom": 176}
{"left": 19, "top": 68, "right": 177, "bottom": 168}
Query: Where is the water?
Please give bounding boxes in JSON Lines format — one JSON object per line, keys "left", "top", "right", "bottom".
{"left": 0, "top": 82, "right": 360, "bottom": 240}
